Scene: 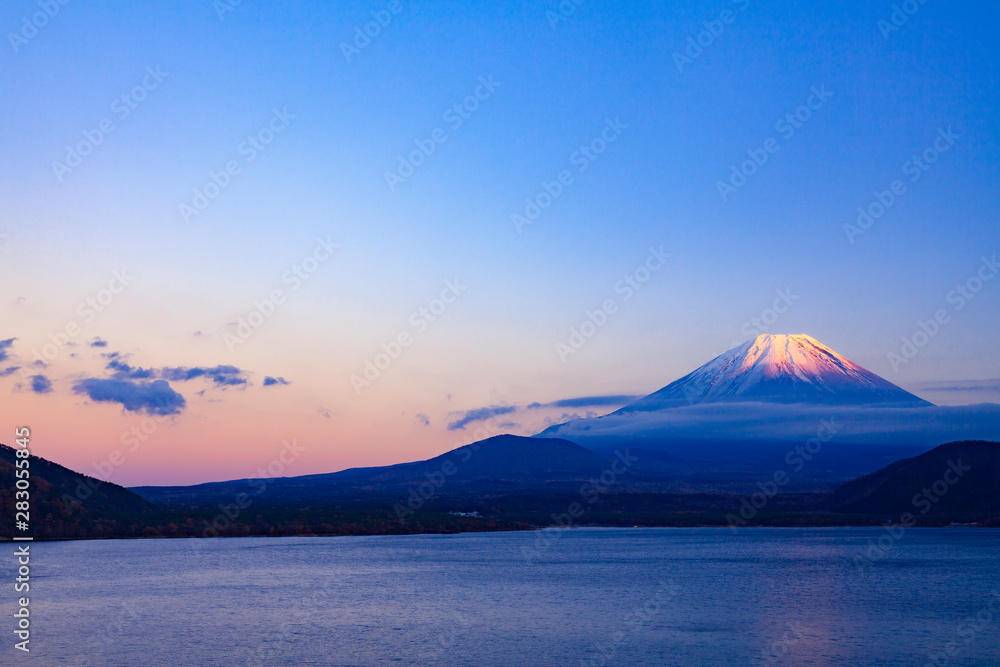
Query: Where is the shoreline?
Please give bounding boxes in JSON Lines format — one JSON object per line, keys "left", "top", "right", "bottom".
{"left": 3, "top": 521, "right": 993, "bottom": 544}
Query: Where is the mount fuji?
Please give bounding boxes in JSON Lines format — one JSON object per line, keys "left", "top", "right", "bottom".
{"left": 616, "top": 333, "right": 932, "bottom": 410}
{"left": 539, "top": 334, "right": 1000, "bottom": 481}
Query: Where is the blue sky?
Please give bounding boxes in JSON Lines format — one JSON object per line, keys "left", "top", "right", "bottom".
{"left": 1, "top": 0, "right": 998, "bottom": 483}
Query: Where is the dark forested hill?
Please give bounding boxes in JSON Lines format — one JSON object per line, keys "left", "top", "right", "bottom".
{"left": 827, "top": 440, "right": 1000, "bottom": 520}
{"left": 0, "top": 442, "right": 160, "bottom": 539}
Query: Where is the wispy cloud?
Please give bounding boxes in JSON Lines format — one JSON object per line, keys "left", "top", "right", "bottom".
{"left": 160, "top": 365, "right": 248, "bottom": 387}
{"left": 101, "top": 351, "right": 249, "bottom": 387}
{"left": 916, "top": 379, "right": 1000, "bottom": 393}
{"left": 447, "top": 405, "right": 517, "bottom": 431}
{"left": 89, "top": 337, "right": 109, "bottom": 347}
{"left": 0, "top": 338, "right": 15, "bottom": 363}
{"left": 415, "top": 412, "right": 430, "bottom": 426}
{"left": 0, "top": 366, "right": 20, "bottom": 377}
{"left": 263, "top": 376, "right": 290, "bottom": 387}
{"left": 442, "top": 395, "right": 638, "bottom": 432}
{"left": 528, "top": 394, "right": 640, "bottom": 409}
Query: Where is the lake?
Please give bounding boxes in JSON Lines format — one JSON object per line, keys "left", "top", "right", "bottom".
{"left": 17, "top": 528, "right": 1000, "bottom": 665}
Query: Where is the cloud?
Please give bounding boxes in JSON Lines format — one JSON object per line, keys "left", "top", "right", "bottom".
{"left": 0, "top": 366, "right": 21, "bottom": 377}
{"left": 263, "top": 376, "right": 290, "bottom": 387}
{"left": 917, "top": 379, "right": 1000, "bottom": 393}
{"left": 415, "top": 413, "right": 430, "bottom": 426}
{"left": 159, "top": 365, "right": 248, "bottom": 387}
{"left": 317, "top": 407, "right": 331, "bottom": 419}
{"left": 542, "top": 402, "right": 1000, "bottom": 448}
{"left": 29, "top": 374, "right": 52, "bottom": 394}
{"left": 447, "top": 405, "right": 517, "bottom": 431}
{"left": 106, "top": 358, "right": 155, "bottom": 379}
{"left": 528, "top": 394, "right": 641, "bottom": 409}
{"left": 89, "top": 337, "right": 108, "bottom": 347}
{"left": 72, "top": 378, "right": 186, "bottom": 415}
{"left": 539, "top": 412, "right": 595, "bottom": 428}
{"left": 102, "top": 353, "right": 249, "bottom": 387}
{"left": 0, "top": 338, "right": 15, "bottom": 362}
{"left": 439, "top": 396, "right": 632, "bottom": 432}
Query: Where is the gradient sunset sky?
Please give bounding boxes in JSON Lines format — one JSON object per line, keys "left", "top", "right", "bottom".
{"left": 1, "top": 0, "right": 998, "bottom": 485}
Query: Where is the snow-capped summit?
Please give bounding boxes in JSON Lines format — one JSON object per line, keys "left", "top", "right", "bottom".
{"left": 616, "top": 334, "right": 932, "bottom": 410}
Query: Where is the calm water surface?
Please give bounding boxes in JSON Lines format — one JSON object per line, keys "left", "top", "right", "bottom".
{"left": 16, "top": 528, "right": 1000, "bottom": 665}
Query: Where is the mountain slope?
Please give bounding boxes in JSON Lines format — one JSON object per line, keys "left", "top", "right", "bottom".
{"left": 0, "top": 443, "right": 160, "bottom": 539}
{"left": 133, "top": 435, "right": 614, "bottom": 506}
{"left": 618, "top": 334, "right": 931, "bottom": 410}
{"left": 827, "top": 440, "right": 1000, "bottom": 518}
